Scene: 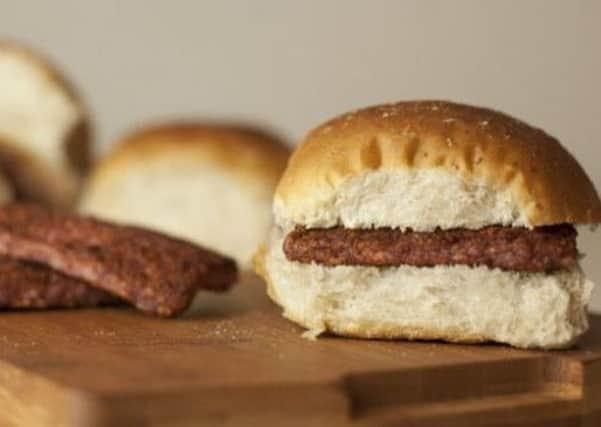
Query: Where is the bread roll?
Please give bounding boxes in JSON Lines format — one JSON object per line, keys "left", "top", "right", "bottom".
{"left": 0, "top": 41, "right": 91, "bottom": 206}
{"left": 80, "top": 123, "right": 290, "bottom": 267}
{"left": 275, "top": 101, "right": 601, "bottom": 230}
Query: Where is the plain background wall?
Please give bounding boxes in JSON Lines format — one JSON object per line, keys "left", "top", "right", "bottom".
{"left": 2, "top": 0, "right": 601, "bottom": 307}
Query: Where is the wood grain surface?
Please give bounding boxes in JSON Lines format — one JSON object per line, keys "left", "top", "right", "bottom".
{"left": 0, "top": 273, "right": 599, "bottom": 427}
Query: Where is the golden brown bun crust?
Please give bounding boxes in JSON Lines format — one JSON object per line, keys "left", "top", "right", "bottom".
{"left": 276, "top": 100, "right": 601, "bottom": 227}
{"left": 95, "top": 122, "right": 290, "bottom": 187}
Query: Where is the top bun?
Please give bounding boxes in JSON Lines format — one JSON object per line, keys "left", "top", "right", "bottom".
{"left": 80, "top": 122, "right": 290, "bottom": 266}
{"left": 275, "top": 101, "right": 601, "bottom": 231}
{"left": 0, "top": 41, "right": 91, "bottom": 206}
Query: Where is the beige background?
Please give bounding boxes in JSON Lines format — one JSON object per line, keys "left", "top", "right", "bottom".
{"left": 2, "top": 1, "right": 601, "bottom": 307}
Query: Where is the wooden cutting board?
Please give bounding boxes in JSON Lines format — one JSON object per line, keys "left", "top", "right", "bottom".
{"left": 0, "top": 274, "right": 599, "bottom": 427}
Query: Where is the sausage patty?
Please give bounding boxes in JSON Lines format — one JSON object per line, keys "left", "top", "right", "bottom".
{"left": 283, "top": 225, "right": 578, "bottom": 272}
{"left": 0, "top": 256, "right": 119, "bottom": 309}
{"left": 0, "top": 203, "right": 238, "bottom": 317}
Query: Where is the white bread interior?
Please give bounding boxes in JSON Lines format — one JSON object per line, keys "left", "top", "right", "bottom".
{"left": 82, "top": 161, "right": 275, "bottom": 267}
{"left": 275, "top": 101, "right": 601, "bottom": 230}
{"left": 276, "top": 169, "right": 526, "bottom": 231}
{"left": 0, "top": 42, "right": 89, "bottom": 206}
{"left": 255, "top": 229, "right": 594, "bottom": 350}
{"left": 80, "top": 124, "right": 289, "bottom": 267}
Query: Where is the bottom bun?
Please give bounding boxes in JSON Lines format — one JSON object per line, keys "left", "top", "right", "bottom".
{"left": 255, "top": 229, "right": 594, "bottom": 349}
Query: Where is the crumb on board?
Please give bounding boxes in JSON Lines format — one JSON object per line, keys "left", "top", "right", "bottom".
{"left": 301, "top": 328, "right": 324, "bottom": 341}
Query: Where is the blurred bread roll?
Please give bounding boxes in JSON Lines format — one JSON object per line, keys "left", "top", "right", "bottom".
{"left": 79, "top": 123, "right": 290, "bottom": 267}
{"left": 0, "top": 41, "right": 91, "bottom": 206}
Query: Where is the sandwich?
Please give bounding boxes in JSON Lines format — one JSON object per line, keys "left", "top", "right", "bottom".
{"left": 254, "top": 100, "right": 601, "bottom": 349}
